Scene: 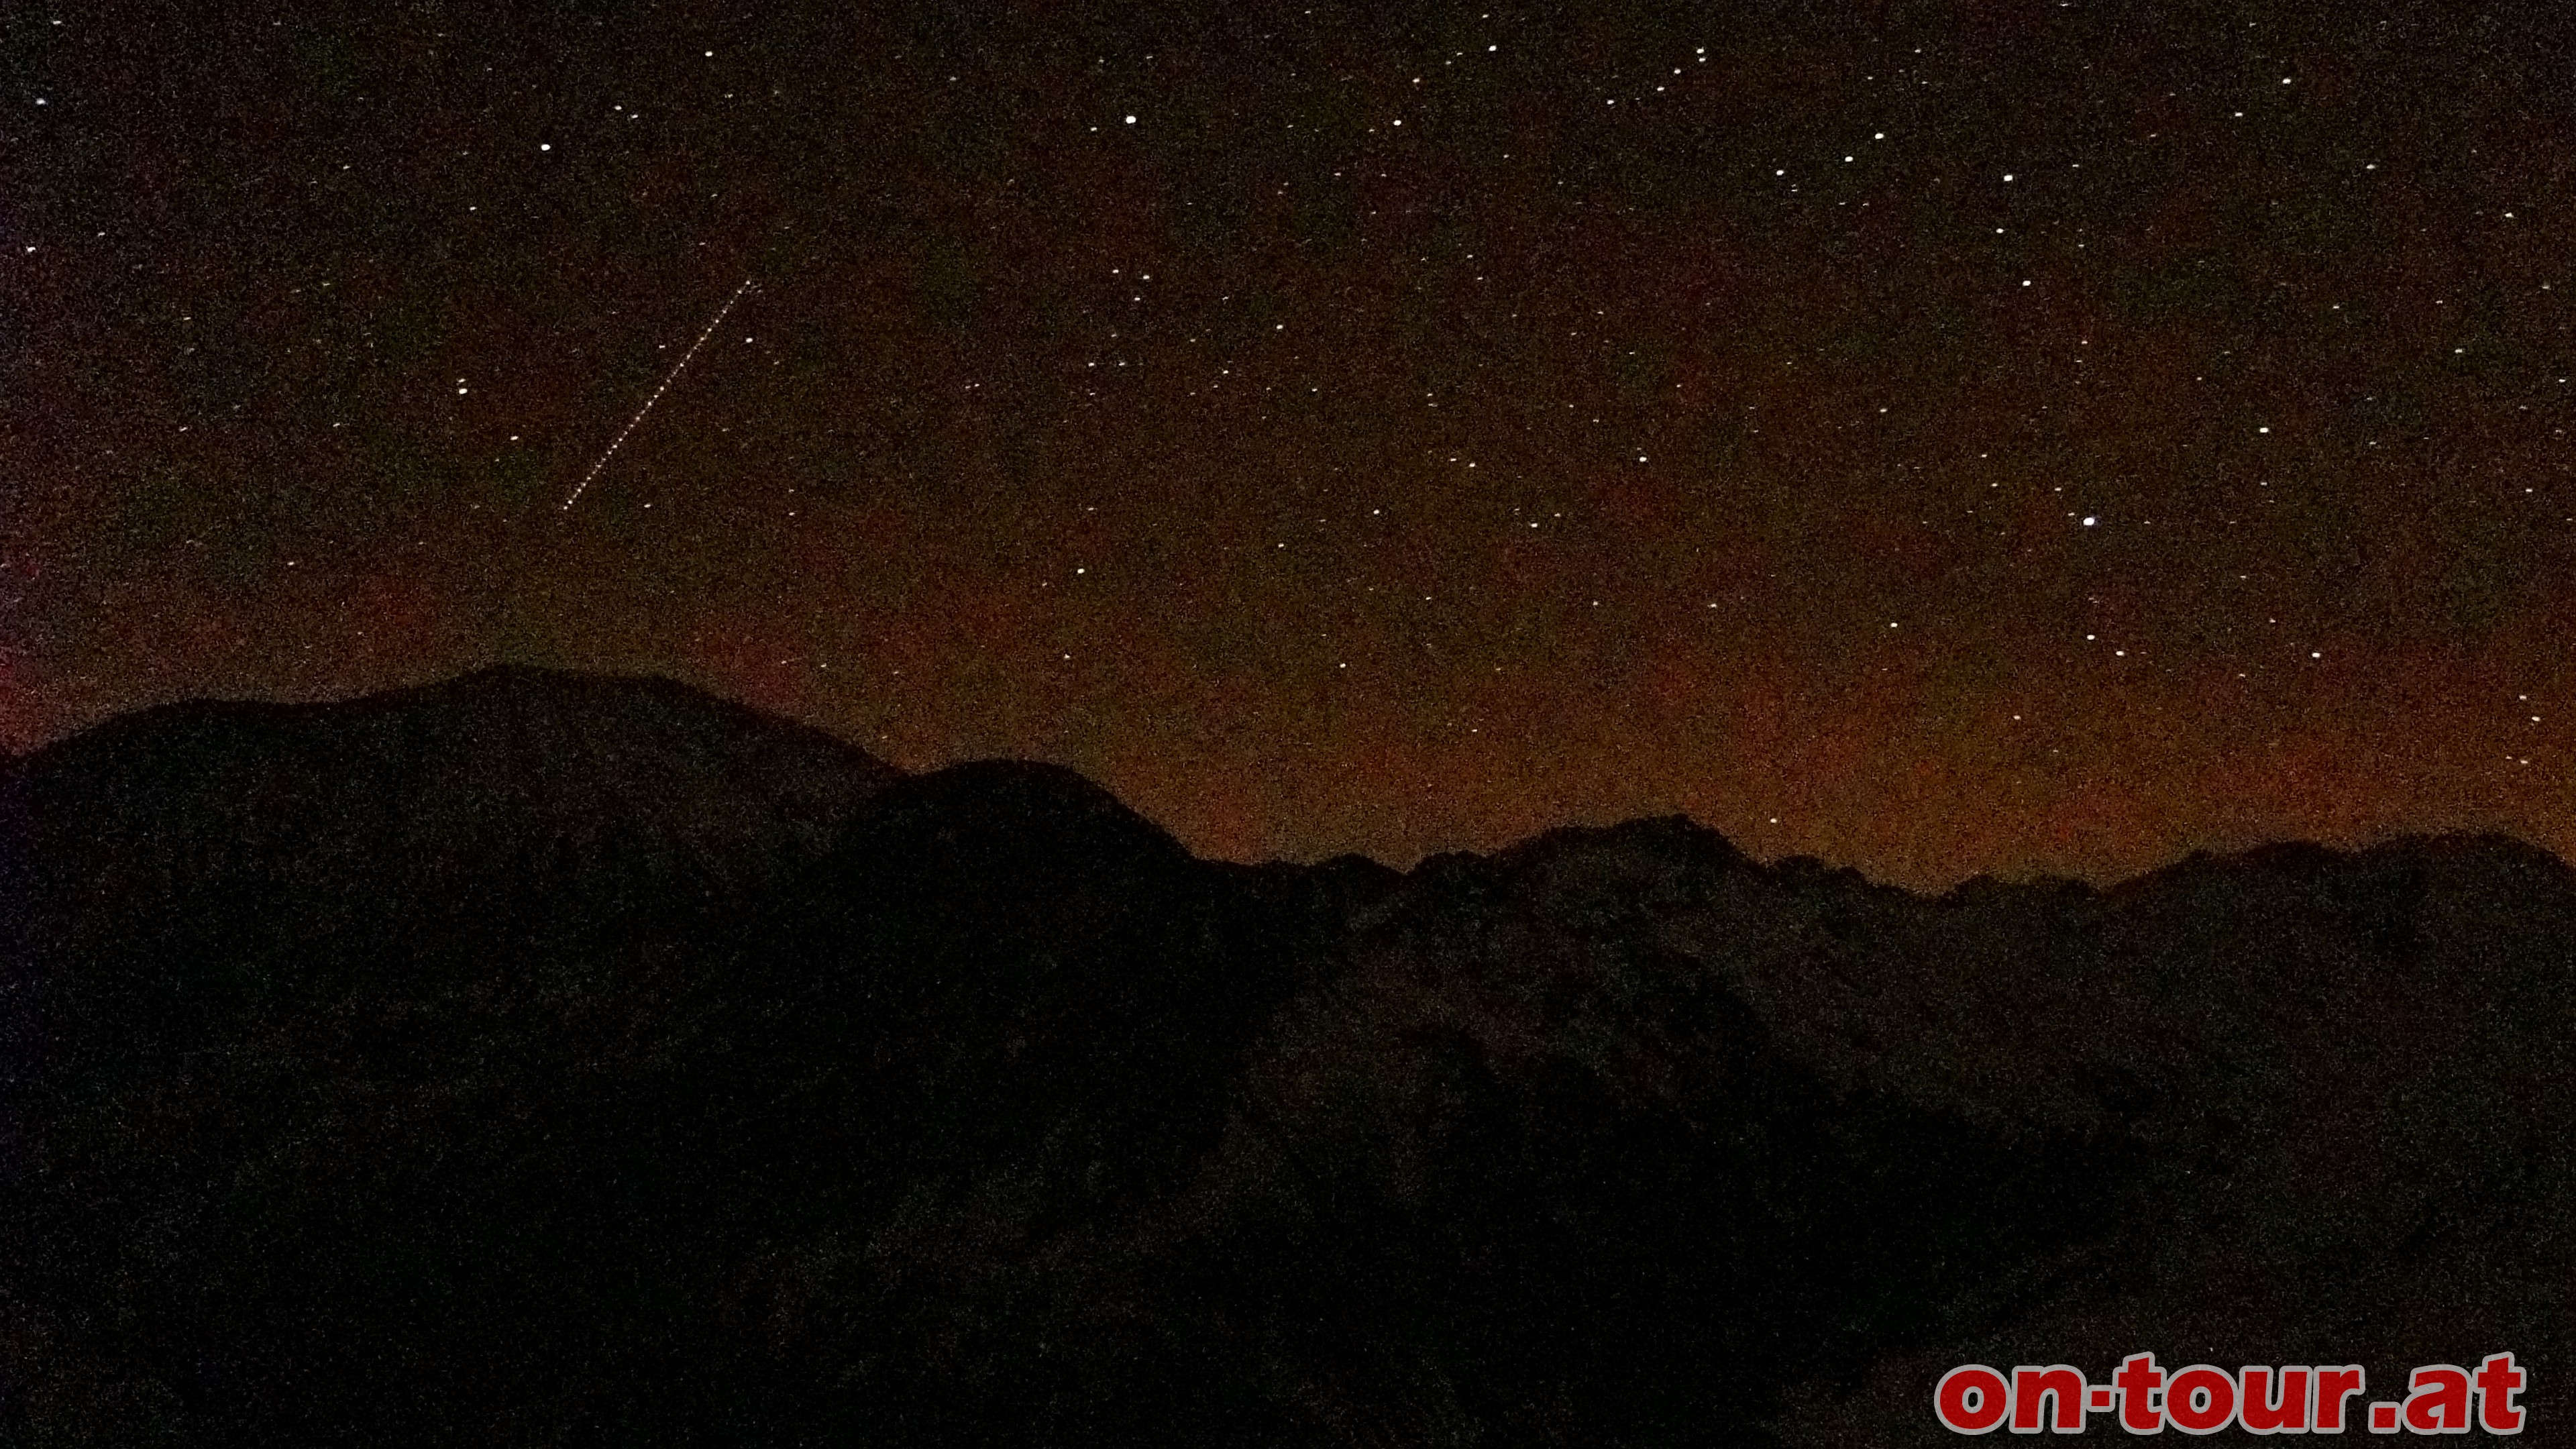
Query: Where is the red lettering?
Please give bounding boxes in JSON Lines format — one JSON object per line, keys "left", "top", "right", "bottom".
{"left": 2241, "top": 1366, "right": 2311, "bottom": 1433}
{"left": 2404, "top": 1365, "right": 2471, "bottom": 1434}
{"left": 2314, "top": 1365, "right": 2366, "bottom": 1433}
{"left": 2167, "top": 1364, "right": 2237, "bottom": 1434}
{"left": 1937, "top": 1364, "right": 2010, "bottom": 1434}
{"left": 2116, "top": 1352, "right": 2167, "bottom": 1434}
{"left": 2475, "top": 1352, "right": 2526, "bottom": 1434}
{"left": 1931, "top": 1354, "right": 2517, "bottom": 1438}
{"left": 2012, "top": 1364, "right": 2087, "bottom": 1433}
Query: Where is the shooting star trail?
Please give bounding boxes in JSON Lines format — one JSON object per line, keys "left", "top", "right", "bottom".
{"left": 559, "top": 277, "right": 754, "bottom": 511}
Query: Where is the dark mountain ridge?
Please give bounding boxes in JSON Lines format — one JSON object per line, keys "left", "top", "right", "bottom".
{"left": 0, "top": 665, "right": 899, "bottom": 927}
{"left": 1, "top": 668, "right": 2567, "bottom": 1444}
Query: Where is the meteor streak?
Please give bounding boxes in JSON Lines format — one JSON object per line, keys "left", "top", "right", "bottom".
{"left": 559, "top": 277, "right": 753, "bottom": 511}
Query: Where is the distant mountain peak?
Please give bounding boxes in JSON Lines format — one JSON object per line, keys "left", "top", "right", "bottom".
{"left": 1, "top": 666, "right": 903, "bottom": 950}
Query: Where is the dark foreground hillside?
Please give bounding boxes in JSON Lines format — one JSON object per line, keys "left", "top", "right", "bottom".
{"left": 1, "top": 669, "right": 2567, "bottom": 1444}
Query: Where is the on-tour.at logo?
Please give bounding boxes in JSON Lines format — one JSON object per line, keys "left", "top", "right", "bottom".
{"left": 1935, "top": 1351, "right": 2526, "bottom": 1434}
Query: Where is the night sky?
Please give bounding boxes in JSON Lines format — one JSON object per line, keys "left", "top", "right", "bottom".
{"left": 8, "top": 0, "right": 2575, "bottom": 890}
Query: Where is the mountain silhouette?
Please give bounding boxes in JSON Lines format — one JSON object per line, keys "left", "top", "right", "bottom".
{"left": 1, "top": 669, "right": 2567, "bottom": 1444}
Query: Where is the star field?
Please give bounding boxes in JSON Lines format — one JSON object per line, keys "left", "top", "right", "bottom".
{"left": 5, "top": 0, "right": 2573, "bottom": 889}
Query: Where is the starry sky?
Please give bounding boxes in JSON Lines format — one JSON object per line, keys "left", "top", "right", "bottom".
{"left": 7, "top": 0, "right": 2574, "bottom": 890}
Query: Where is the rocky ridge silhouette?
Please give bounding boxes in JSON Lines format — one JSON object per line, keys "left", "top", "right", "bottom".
{"left": 1, "top": 669, "right": 2566, "bottom": 1444}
